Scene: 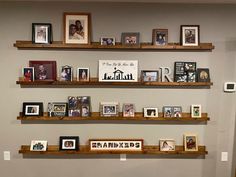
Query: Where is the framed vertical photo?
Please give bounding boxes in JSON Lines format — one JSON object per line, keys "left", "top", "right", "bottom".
{"left": 101, "top": 37, "right": 115, "bottom": 46}
{"left": 163, "top": 106, "right": 173, "bottom": 117}
{"left": 123, "top": 103, "right": 135, "bottom": 117}
{"left": 30, "top": 140, "right": 48, "bottom": 151}
{"left": 32, "top": 23, "right": 52, "bottom": 44}
{"left": 59, "top": 136, "right": 79, "bottom": 151}
{"left": 181, "top": 25, "right": 200, "bottom": 46}
{"left": 191, "top": 104, "right": 202, "bottom": 118}
{"left": 64, "top": 12, "right": 91, "bottom": 44}
{"left": 22, "top": 102, "right": 43, "bottom": 117}
{"left": 77, "top": 68, "right": 89, "bottom": 81}
{"left": 197, "top": 68, "right": 210, "bottom": 82}
{"left": 100, "top": 102, "right": 119, "bottom": 117}
{"left": 60, "top": 65, "right": 73, "bottom": 81}
{"left": 141, "top": 70, "right": 159, "bottom": 82}
{"left": 121, "top": 32, "right": 140, "bottom": 46}
{"left": 184, "top": 134, "right": 198, "bottom": 151}
{"left": 152, "top": 29, "right": 168, "bottom": 45}
{"left": 159, "top": 139, "right": 175, "bottom": 151}
{"left": 173, "top": 106, "right": 182, "bottom": 118}
{"left": 143, "top": 108, "right": 158, "bottom": 118}
{"left": 22, "top": 67, "right": 34, "bottom": 82}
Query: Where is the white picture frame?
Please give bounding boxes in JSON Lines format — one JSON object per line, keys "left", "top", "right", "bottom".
{"left": 143, "top": 108, "right": 158, "bottom": 117}
{"left": 184, "top": 133, "right": 198, "bottom": 151}
{"left": 159, "top": 139, "right": 175, "bottom": 151}
{"left": 191, "top": 104, "right": 202, "bottom": 118}
{"left": 30, "top": 140, "right": 48, "bottom": 151}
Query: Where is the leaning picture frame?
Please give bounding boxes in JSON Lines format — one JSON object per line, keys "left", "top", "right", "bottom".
{"left": 184, "top": 133, "right": 198, "bottom": 151}
{"left": 49, "top": 102, "right": 68, "bottom": 117}
{"left": 30, "top": 140, "right": 48, "bottom": 151}
{"left": 121, "top": 32, "right": 140, "bottom": 46}
{"left": 159, "top": 139, "right": 175, "bottom": 151}
{"left": 152, "top": 29, "right": 168, "bottom": 46}
{"left": 100, "top": 102, "right": 119, "bottom": 117}
{"left": 22, "top": 67, "right": 34, "bottom": 82}
{"left": 60, "top": 65, "right": 73, "bottom": 81}
{"left": 180, "top": 25, "right": 200, "bottom": 46}
{"left": 59, "top": 136, "right": 79, "bottom": 151}
{"left": 100, "top": 37, "right": 115, "bottom": 46}
{"left": 143, "top": 108, "right": 158, "bottom": 117}
{"left": 141, "top": 70, "right": 159, "bottom": 82}
{"left": 191, "top": 104, "right": 202, "bottom": 118}
{"left": 22, "top": 102, "right": 43, "bottom": 117}
{"left": 32, "top": 23, "right": 52, "bottom": 44}
{"left": 64, "top": 12, "right": 91, "bottom": 44}
{"left": 77, "top": 68, "right": 90, "bottom": 82}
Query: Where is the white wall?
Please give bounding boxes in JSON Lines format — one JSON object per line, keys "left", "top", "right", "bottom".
{"left": 0, "top": 2, "right": 235, "bottom": 177}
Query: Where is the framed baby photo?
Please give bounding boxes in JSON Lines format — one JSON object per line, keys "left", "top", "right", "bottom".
{"left": 152, "top": 29, "right": 168, "bottom": 45}
{"left": 30, "top": 140, "right": 48, "bottom": 151}
{"left": 60, "top": 65, "right": 73, "bottom": 81}
{"left": 64, "top": 12, "right": 91, "bottom": 44}
{"left": 101, "top": 37, "right": 115, "bottom": 46}
{"left": 59, "top": 136, "right": 79, "bottom": 151}
{"left": 184, "top": 134, "right": 198, "bottom": 151}
{"left": 197, "top": 68, "right": 210, "bottom": 82}
{"left": 22, "top": 67, "right": 34, "bottom": 82}
{"left": 159, "top": 139, "right": 175, "bottom": 151}
{"left": 22, "top": 102, "right": 43, "bottom": 117}
{"left": 141, "top": 70, "right": 159, "bottom": 82}
{"left": 29, "top": 60, "right": 57, "bottom": 81}
{"left": 77, "top": 68, "right": 89, "bottom": 81}
{"left": 121, "top": 32, "right": 140, "bottom": 46}
{"left": 191, "top": 104, "right": 202, "bottom": 118}
{"left": 173, "top": 106, "right": 182, "bottom": 118}
{"left": 163, "top": 106, "right": 173, "bottom": 117}
{"left": 123, "top": 103, "right": 135, "bottom": 117}
{"left": 143, "top": 108, "right": 158, "bottom": 118}
{"left": 181, "top": 25, "right": 200, "bottom": 46}
{"left": 32, "top": 23, "right": 52, "bottom": 44}
{"left": 100, "top": 102, "right": 119, "bottom": 117}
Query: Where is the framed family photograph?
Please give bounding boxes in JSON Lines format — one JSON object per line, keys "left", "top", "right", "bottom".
{"left": 121, "top": 32, "right": 140, "bottom": 46}
{"left": 101, "top": 37, "right": 115, "bottom": 46}
{"left": 191, "top": 104, "right": 202, "bottom": 118}
{"left": 123, "top": 103, "right": 135, "bottom": 117}
{"left": 32, "top": 23, "right": 52, "bottom": 44}
{"left": 184, "top": 134, "right": 198, "bottom": 151}
{"left": 64, "top": 12, "right": 91, "bottom": 44}
{"left": 143, "top": 108, "right": 158, "bottom": 117}
{"left": 59, "top": 136, "right": 79, "bottom": 151}
{"left": 60, "top": 65, "right": 73, "bottom": 81}
{"left": 30, "top": 140, "right": 48, "bottom": 151}
{"left": 100, "top": 102, "right": 119, "bottom": 117}
{"left": 22, "top": 102, "right": 43, "bottom": 117}
{"left": 197, "top": 68, "right": 210, "bottom": 82}
{"left": 152, "top": 29, "right": 168, "bottom": 45}
{"left": 159, "top": 139, "right": 175, "bottom": 151}
{"left": 181, "top": 25, "right": 200, "bottom": 46}
{"left": 141, "top": 70, "right": 159, "bottom": 82}
{"left": 22, "top": 67, "right": 34, "bottom": 82}
{"left": 48, "top": 102, "right": 68, "bottom": 117}
{"left": 29, "top": 60, "right": 57, "bottom": 81}
{"left": 77, "top": 68, "right": 89, "bottom": 81}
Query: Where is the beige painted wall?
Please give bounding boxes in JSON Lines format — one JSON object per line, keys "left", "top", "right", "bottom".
{"left": 0, "top": 2, "right": 235, "bottom": 177}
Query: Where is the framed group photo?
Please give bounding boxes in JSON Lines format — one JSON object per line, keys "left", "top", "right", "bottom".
{"left": 48, "top": 102, "right": 68, "bottom": 117}
{"left": 152, "top": 29, "right": 168, "bottom": 46}
{"left": 159, "top": 139, "right": 175, "bottom": 151}
{"left": 32, "top": 23, "right": 52, "bottom": 44}
{"left": 22, "top": 102, "right": 43, "bottom": 117}
{"left": 181, "top": 25, "right": 200, "bottom": 46}
{"left": 60, "top": 65, "right": 73, "bottom": 81}
{"left": 101, "top": 37, "right": 115, "bottom": 46}
{"left": 143, "top": 108, "right": 158, "bottom": 118}
{"left": 59, "top": 136, "right": 79, "bottom": 151}
{"left": 121, "top": 32, "right": 140, "bottom": 46}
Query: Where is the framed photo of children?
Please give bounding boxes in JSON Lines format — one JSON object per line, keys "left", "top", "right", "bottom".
{"left": 184, "top": 134, "right": 198, "bottom": 151}
{"left": 22, "top": 67, "right": 34, "bottom": 82}
{"left": 32, "top": 23, "right": 52, "bottom": 44}
{"left": 121, "top": 32, "right": 140, "bottom": 46}
{"left": 181, "top": 25, "right": 200, "bottom": 46}
{"left": 191, "top": 104, "right": 201, "bottom": 118}
{"left": 59, "top": 136, "right": 79, "bottom": 151}
{"left": 60, "top": 65, "right": 73, "bottom": 81}
{"left": 152, "top": 29, "right": 168, "bottom": 45}
{"left": 77, "top": 68, "right": 89, "bottom": 81}
{"left": 64, "top": 12, "right": 91, "bottom": 44}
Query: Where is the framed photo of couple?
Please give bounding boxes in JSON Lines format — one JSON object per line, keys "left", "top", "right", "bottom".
{"left": 181, "top": 25, "right": 200, "bottom": 46}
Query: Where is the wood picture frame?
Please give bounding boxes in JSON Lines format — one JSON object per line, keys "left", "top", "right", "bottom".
{"left": 121, "top": 32, "right": 140, "bottom": 46}
{"left": 181, "top": 25, "right": 200, "bottom": 46}
{"left": 22, "top": 102, "right": 43, "bottom": 117}
{"left": 152, "top": 29, "right": 168, "bottom": 45}
{"left": 59, "top": 136, "right": 79, "bottom": 151}
{"left": 32, "top": 23, "right": 52, "bottom": 44}
{"left": 184, "top": 134, "right": 198, "bottom": 151}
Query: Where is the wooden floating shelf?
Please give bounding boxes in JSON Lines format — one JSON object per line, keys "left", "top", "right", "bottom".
{"left": 14, "top": 41, "right": 214, "bottom": 51}
{"left": 19, "top": 145, "right": 207, "bottom": 156}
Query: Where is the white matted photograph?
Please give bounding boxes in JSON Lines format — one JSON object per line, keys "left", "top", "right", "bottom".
{"left": 159, "top": 139, "right": 175, "bottom": 151}
{"left": 181, "top": 25, "right": 200, "bottom": 46}
{"left": 191, "top": 104, "right": 201, "bottom": 118}
{"left": 100, "top": 102, "right": 119, "bottom": 117}
{"left": 30, "top": 140, "right": 47, "bottom": 151}
{"left": 60, "top": 65, "right": 73, "bottom": 81}
{"left": 143, "top": 108, "right": 158, "bottom": 117}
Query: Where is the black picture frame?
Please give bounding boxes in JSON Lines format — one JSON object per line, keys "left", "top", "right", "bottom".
{"left": 22, "top": 102, "right": 43, "bottom": 117}
{"left": 32, "top": 23, "right": 52, "bottom": 44}
{"left": 121, "top": 32, "right": 140, "bottom": 46}
{"left": 59, "top": 136, "right": 79, "bottom": 151}
{"left": 180, "top": 25, "right": 200, "bottom": 46}
{"left": 197, "top": 68, "right": 210, "bottom": 82}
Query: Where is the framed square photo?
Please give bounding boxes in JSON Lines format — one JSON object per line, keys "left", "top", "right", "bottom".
{"left": 59, "top": 136, "right": 79, "bottom": 151}
{"left": 60, "top": 65, "right": 73, "bottom": 81}
{"left": 143, "top": 108, "right": 158, "bottom": 117}
{"left": 191, "top": 104, "right": 201, "bottom": 118}
{"left": 141, "top": 70, "right": 159, "bottom": 82}
{"left": 181, "top": 25, "right": 200, "bottom": 46}
{"left": 30, "top": 140, "right": 47, "bottom": 151}
{"left": 100, "top": 102, "right": 119, "bottom": 117}
{"left": 152, "top": 29, "right": 168, "bottom": 45}
{"left": 32, "top": 23, "right": 52, "bottom": 44}
{"left": 101, "top": 37, "right": 115, "bottom": 46}
{"left": 64, "top": 12, "right": 91, "bottom": 44}
{"left": 22, "top": 102, "right": 43, "bottom": 117}
{"left": 77, "top": 68, "right": 89, "bottom": 81}
{"left": 159, "top": 139, "right": 175, "bottom": 151}
{"left": 197, "top": 68, "right": 210, "bottom": 82}
{"left": 29, "top": 60, "right": 57, "bottom": 81}
{"left": 22, "top": 67, "right": 34, "bottom": 82}
{"left": 123, "top": 103, "right": 135, "bottom": 117}
{"left": 184, "top": 134, "right": 198, "bottom": 151}
{"left": 121, "top": 32, "right": 140, "bottom": 46}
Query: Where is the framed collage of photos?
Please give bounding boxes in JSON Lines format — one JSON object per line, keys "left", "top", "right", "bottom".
{"left": 163, "top": 106, "right": 182, "bottom": 118}
{"left": 32, "top": 23, "right": 52, "bottom": 44}
{"left": 68, "top": 96, "right": 91, "bottom": 117}
{"left": 22, "top": 102, "right": 43, "bottom": 117}
{"left": 59, "top": 136, "right": 79, "bottom": 151}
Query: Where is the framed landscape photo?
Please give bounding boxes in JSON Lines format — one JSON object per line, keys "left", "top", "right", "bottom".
{"left": 159, "top": 139, "right": 175, "bottom": 151}
{"left": 191, "top": 104, "right": 201, "bottom": 118}
{"left": 60, "top": 65, "right": 73, "bottom": 81}
{"left": 22, "top": 102, "right": 43, "bottom": 117}
{"left": 22, "top": 67, "right": 34, "bottom": 82}
{"left": 29, "top": 60, "right": 57, "bottom": 81}
{"left": 143, "top": 108, "right": 158, "bottom": 117}
{"left": 101, "top": 37, "right": 115, "bottom": 46}
{"left": 141, "top": 70, "right": 159, "bottom": 82}
{"left": 30, "top": 140, "right": 47, "bottom": 151}
{"left": 59, "top": 136, "right": 79, "bottom": 151}
{"left": 77, "top": 68, "right": 89, "bottom": 81}
{"left": 100, "top": 102, "right": 119, "bottom": 117}
{"left": 32, "top": 23, "right": 52, "bottom": 44}
{"left": 181, "top": 25, "right": 200, "bottom": 46}
{"left": 64, "top": 12, "right": 91, "bottom": 44}
{"left": 121, "top": 32, "right": 140, "bottom": 46}
{"left": 197, "top": 68, "right": 210, "bottom": 82}
{"left": 50, "top": 102, "right": 68, "bottom": 117}
{"left": 184, "top": 134, "right": 198, "bottom": 151}
{"left": 123, "top": 103, "right": 135, "bottom": 117}
{"left": 152, "top": 29, "right": 168, "bottom": 45}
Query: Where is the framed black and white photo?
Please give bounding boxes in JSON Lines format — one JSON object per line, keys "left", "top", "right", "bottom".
{"left": 141, "top": 70, "right": 159, "bottom": 82}
{"left": 121, "top": 32, "right": 140, "bottom": 46}
{"left": 197, "top": 68, "right": 210, "bottom": 82}
{"left": 152, "top": 29, "right": 168, "bottom": 45}
{"left": 77, "top": 68, "right": 89, "bottom": 81}
{"left": 100, "top": 102, "right": 119, "bottom": 117}
{"left": 101, "top": 37, "right": 115, "bottom": 46}
{"left": 191, "top": 105, "right": 201, "bottom": 118}
{"left": 30, "top": 140, "right": 48, "bottom": 151}
{"left": 143, "top": 108, "right": 158, "bottom": 117}
{"left": 22, "top": 102, "right": 43, "bottom": 117}
{"left": 163, "top": 106, "right": 173, "bottom": 117}
{"left": 184, "top": 134, "right": 198, "bottom": 151}
{"left": 181, "top": 25, "right": 200, "bottom": 46}
{"left": 22, "top": 67, "right": 34, "bottom": 82}
{"left": 50, "top": 102, "right": 68, "bottom": 117}
{"left": 60, "top": 65, "right": 73, "bottom": 81}
{"left": 123, "top": 103, "right": 135, "bottom": 117}
{"left": 159, "top": 139, "right": 175, "bottom": 151}
{"left": 59, "top": 136, "right": 79, "bottom": 151}
{"left": 32, "top": 23, "right": 52, "bottom": 44}
{"left": 173, "top": 106, "right": 182, "bottom": 118}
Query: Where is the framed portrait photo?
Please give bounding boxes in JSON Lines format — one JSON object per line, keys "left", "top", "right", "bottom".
{"left": 101, "top": 37, "right": 115, "bottom": 46}
{"left": 173, "top": 106, "right": 182, "bottom": 118}
{"left": 29, "top": 60, "right": 57, "bottom": 81}
{"left": 141, "top": 70, "right": 159, "bottom": 82}
{"left": 60, "top": 65, "right": 73, "bottom": 81}
{"left": 30, "top": 140, "right": 48, "bottom": 151}
{"left": 64, "top": 12, "right": 91, "bottom": 44}
{"left": 181, "top": 25, "right": 200, "bottom": 46}
{"left": 159, "top": 139, "right": 175, "bottom": 151}
{"left": 123, "top": 103, "right": 135, "bottom": 117}
{"left": 121, "top": 32, "right": 140, "bottom": 46}
{"left": 191, "top": 104, "right": 202, "bottom": 118}
{"left": 59, "top": 136, "right": 79, "bottom": 151}
{"left": 143, "top": 108, "right": 158, "bottom": 118}
{"left": 152, "top": 29, "right": 168, "bottom": 45}
{"left": 77, "top": 68, "right": 89, "bottom": 81}
{"left": 32, "top": 23, "right": 52, "bottom": 44}
{"left": 197, "top": 68, "right": 210, "bottom": 82}
{"left": 22, "top": 67, "right": 34, "bottom": 82}
{"left": 100, "top": 102, "right": 119, "bottom": 117}
{"left": 22, "top": 102, "right": 43, "bottom": 117}
{"left": 163, "top": 106, "right": 173, "bottom": 118}
{"left": 184, "top": 134, "right": 198, "bottom": 151}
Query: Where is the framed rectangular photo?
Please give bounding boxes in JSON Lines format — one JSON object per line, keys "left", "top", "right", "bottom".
{"left": 163, "top": 106, "right": 173, "bottom": 118}
{"left": 181, "top": 25, "right": 200, "bottom": 46}
{"left": 59, "top": 136, "right": 79, "bottom": 151}
{"left": 152, "top": 29, "right": 168, "bottom": 45}
{"left": 197, "top": 68, "right": 210, "bottom": 82}
{"left": 22, "top": 102, "right": 43, "bottom": 117}
{"left": 32, "top": 23, "right": 52, "bottom": 44}
{"left": 173, "top": 106, "right": 182, "bottom": 118}
{"left": 49, "top": 102, "right": 68, "bottom": 117}
{"left": 29, "top": 60, "right": 57, "bottom": 81}
{"left": 101, "top": 37, "right": 115, "bottom": 46}
{"left": 159, "top": 139, "right": 175, "bottom": 151}
{"left": 121, "top": 32, "right": 140, "bottom": 46}
{"left": 141, "top": 70, "right": 159, "bottom": 82}
{"left": 184, "top": 134, "right": 198, "bottom": 151}
{"left": 60, "top": 65, "right": 73, "bottom": 81}
{"left": 191, "top": 104, "right": 202, "bottom": 118}
{"left": 30, "top": 140, "right": 47, "bottom": 151}
{"left": 22, "top": 67, "right": 34, "bottom": 82}
{"left": 100, "top": 102, "right": 119, "bottom": 117}
{"left": 123, "top": 103, "right": 135, "bottom": 117}
{"left": 77, "top": 68, "right": 89, "bottom": 82}
{"left": 64, "top": 12, "right": 91, "bottom": 44}
{"left": 143, "top": 108, "right": 158, "bottom": 118}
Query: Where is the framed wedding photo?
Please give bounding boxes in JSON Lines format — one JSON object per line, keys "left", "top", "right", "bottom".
{"left": 159, "top": 139, "right": 175, "bottom": 151}
{"left": 22, "top": 67, "right": 34, "bottom": 82}
{"left": 143, "top": 108, "right": 158, "bottom": 117}
{"left": 121, "top": 32, "right": 140, "bottom": 46}
{"left": 22, "top": 102, "right": 43, "bottom": 117}
{"left": 64, "top": 12, "right": 91, "bottom": 44}
{"left": 32, "top": 23, "right": 52, "bottom": 44}
{"left": 60, "top": 65, "right": 73, "bottom": 81}
{"left": 100, "top": 102, "right": 119, "bottom": 117}
{"left": 184, "top": 134, "right": 198, "bottom": 151}
{"left": 191, "top": 104, "right": 202, "bottom": 118}
{"left": 30, "top": 140, "right": 48, "bottom": 151}
{"left": 141, "top": 70, "right": 159, "bottom": 82}
{"left": 101, "top": 37, "right": 115, "bottom": 46}
{"left": 181, "top": 25, "right": 200, "bottom": 46}
{"left": 77, "top": 68, "right": 89, "bottom": 81}
{"left": 59, "top": 136, "right": 79, "bottom": 151}
{"left": 152, "top": 29, "right": 168, "bottom": 45}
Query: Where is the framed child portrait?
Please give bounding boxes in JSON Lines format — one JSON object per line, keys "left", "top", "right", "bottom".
{"left": 191, "top": 104, "right": 201, "bottom": 118}
{"left": 22, "top": 67, "right": 34, "bottom": 82}
{"left": 181, "top": 25, "right": 200, "bottom": 46}
{"left": 184, "top": 134, "right": 198, "bottom": 151}
{"left": 32, "top": 23, "right": 52, "bottom": 44}
{"left": 77, "top": 68, "right": 89, "bottom": 81}
{"left": 152, "top": 29, "right": 168, "bottom": 45}
{"left": 123, "top": 103, "right": 135, "bottom": 117}
{"left": 159, "top": 139, "right": 175, "bottom": 151}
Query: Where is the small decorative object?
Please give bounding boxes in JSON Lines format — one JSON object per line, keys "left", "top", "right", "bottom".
{"left": 191, "top": 105, "right": 201, "bottom": 118}
{"left": 100, "top": 102, "right": 119, "bottom": 117}
{"left": 141, "top": 70, "right": 159, "bottom": 82}
{"left": 59, "top": 136, "right": 79, "bottom": 151}
{"left": 89, "top": 139, "right": 143, "bottom": 152}
{"left": 30, "top": 140, "right": 48, "bottom": 151}
{"left": 121, "top": 32, "right": 140, "bottom": 46}
{"left": 159, "top": 139, "right": 175, "bottom": 151}
{"left": 173, "top": 106, "right": 182, "bottom": 118}
{"left": 22, "top": 102, "right": 43, "bottom": 117}
{"left": 163, "top": 106, "right": 173, "bottom": 117}
{"left": 64, "top": 12, "right": 91, "bottom": 44}
{"left": 29, "top": 60, "right": 57, "bottom": 81}
{"left": 22, "top": 67, "right": 34, "bottom": 82}
{"left": 32, "top": 23, "right": 52, "bottom": 44}
{"left": 60, "top": 65, "right": 73, "bottom": 81}
{"left": 99, "top": 60, "right": 138, "bottom": 82}
{"left": 50, "top": 102, "right": 68, "bottom": 117}
{"left": 123, "top": 103, "right": 135, "bottom": 117}
{"left": 184, "top": 133, "right": 198, "bottom": 151}
{"left": 152, "top": 29, "right": 168, "bottom": 45}
{"left": 77, "top": 68, "right": 89, "bottom": 81}
{"left": 180, "top": 25, "right": 200, "bottom": 46}
{"left": 159, "top": 67, "right": 173, "bottom": 82}
{"left": 101, "top": 37, "right": 115, "bottom": 46}
{"left": 143, "top": 108, "right": 158, "bottom": 117}
{"left": 68, "top": 96, "right": 91, "bottom": 117}
{"left": 197, "top": 68, "right": 210, "bottom": 82}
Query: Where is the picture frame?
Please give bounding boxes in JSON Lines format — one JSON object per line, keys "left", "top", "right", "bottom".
{"left": 141, "top": 70, "right": 159, "bottom": 82}
{"left": 29, "top": 60, "right": 57, "bottom": 81}
{"left": 152, "top": 29, "right": 168, "bottom": 45}
{"left": 197, "top": 68, "right": 210, "bottom": 82}
{"left": 100, "top": 102, "right": 119, "bottom": 117}
{"left": 49, "top": 102, "right": 68, "bottom": 117}
{"left": 159, "top": 139, "right": 175, "bottom": 151}
{"left": 180, "top": 25, "right": 200, "bottom": 46}
{"left": 163, "top": 106, "right": 173, "bottom": 117}
{"left": 22, "top": 67, "right": 34, "bottom": 82}
{"left": 191, "top": 104, "right": 202, "bottom": 118}
{"left": 64, "top": 12, "right": 91, "bottom": 44}
{"left": 22, "top": 102, "right": 43, "bottom": 117}
{"left": 100, "top": 37, "right": 115, "bottom": 46}
{"left": 123, "top": 103, "right": 135, "bottom": 117}
{"left": 143, "top": 108, "right": 158, "bottom": 117}
{"left": 59, "top": 136, "right": 79, "bottom": 151}
{"left": 30, "top": 140, "right": 48, "bottom": 151}
{"left": 173, "top": 106, "right": 182, "bottom": 118}
{"left": 121, "top": 32, "right": 140, "bottom": 46}
{"left": 77, "top": 68, "right": 89, "bottom": 82}
{"left": 60, "top": 65, "right": 73, "bottom": 81}
{"left": 184, "top": 133, "right": 198, "bottom": 151}
{"left": 32, "top": 23, "right": 52, "bottom": 44}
